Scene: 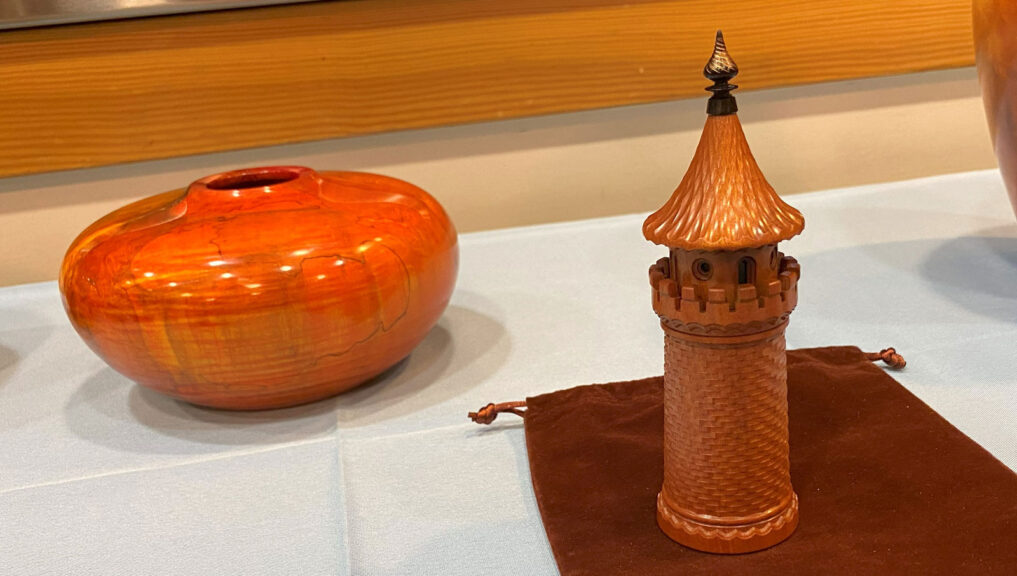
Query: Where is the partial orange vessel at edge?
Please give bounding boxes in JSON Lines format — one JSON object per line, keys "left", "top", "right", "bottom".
{"left": 59, "top": 166, "right": 458, "bottom": 410}
{"left": 975, "top": 0, "right": 1017, "bottom": 220}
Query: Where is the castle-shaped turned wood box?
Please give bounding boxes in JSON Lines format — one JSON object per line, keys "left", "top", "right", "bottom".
{"left": 644, "top": 32, "right": 805, "bottom": 554}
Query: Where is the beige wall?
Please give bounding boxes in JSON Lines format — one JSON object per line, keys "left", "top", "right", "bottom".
{"left": 0, "top": 67, "right": 997, "bottom": 287}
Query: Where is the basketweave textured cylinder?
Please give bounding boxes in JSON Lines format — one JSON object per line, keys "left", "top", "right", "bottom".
{"left": 656, "top": 324, "right": 798, "bottom": 553}
{"left": 643, "top": 32, "right": 805, "bottom": 554}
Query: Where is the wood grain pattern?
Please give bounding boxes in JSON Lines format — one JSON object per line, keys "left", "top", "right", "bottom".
{"left": 0, "top": 0, "right": 973, "bottom": 178}
{"left": 59, "top": 166, "right": 458, "bottom": 409}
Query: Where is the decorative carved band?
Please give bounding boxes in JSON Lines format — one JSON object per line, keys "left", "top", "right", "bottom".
{"left": 661, "top": 312, "right": 790, "bottom": 337}
{"left": 657, "top": 492, "right": 799, "bottom": 543}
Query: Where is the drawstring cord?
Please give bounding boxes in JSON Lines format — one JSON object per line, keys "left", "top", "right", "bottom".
{"left": 468, "top": 401, "right": 527, "bottom": 424}
{"left": 468, "top": 347, "right": 906, "bottom": 425}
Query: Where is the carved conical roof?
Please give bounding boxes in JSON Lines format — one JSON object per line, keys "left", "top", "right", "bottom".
{"left": 643, "top": 32, "right": 804, "bottom": 250}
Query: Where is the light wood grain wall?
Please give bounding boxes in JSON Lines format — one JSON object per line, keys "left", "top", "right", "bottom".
{"left": 0, "top": 0, "right": 974, "bottom": 177}
{"left": 0, "top": 67, "right": 996, "bottom": 286}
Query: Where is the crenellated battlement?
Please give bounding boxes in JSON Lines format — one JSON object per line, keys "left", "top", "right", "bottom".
{"left": 649, "top": 253, "right": 800, "bottom": 336}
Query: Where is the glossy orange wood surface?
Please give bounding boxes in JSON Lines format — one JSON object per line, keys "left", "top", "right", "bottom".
{"left": 59, "top": 167, "right": 458, "bottom": 409}
{"left": 975, "top": 0, "right": 1017, "bottom": 219}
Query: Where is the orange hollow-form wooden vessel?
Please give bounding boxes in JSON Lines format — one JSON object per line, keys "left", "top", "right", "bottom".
{"left": 974, "top": 0, "right": 1017, "bottom": 220}
{"left": 644, "top": 33, "right": 804, "bottom": 554}
{"left": 60, "top": 166, "right": 458, "bottom": 410}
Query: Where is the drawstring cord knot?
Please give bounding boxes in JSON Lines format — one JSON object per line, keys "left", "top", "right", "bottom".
{"left": 866, "top": 347, "right": 906, "bottom": 369}
{"left": 468, "top": 401, "right": 527, "bottom": 424}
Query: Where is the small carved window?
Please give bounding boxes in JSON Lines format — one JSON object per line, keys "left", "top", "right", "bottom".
{"left": 692, "top": 259, "right": 713, "bottom": 280}
{"left": 738, "top": 257, "right": 756, "bottom": 284}
{"left": 770, "top": 248, "right": 779, "bottom": 269}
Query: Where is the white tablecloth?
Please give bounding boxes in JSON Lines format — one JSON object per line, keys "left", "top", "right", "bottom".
{"left": 2, "top": 170, "right": 1016, "bottom": 574}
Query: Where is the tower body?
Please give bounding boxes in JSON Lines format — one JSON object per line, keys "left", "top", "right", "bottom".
{"left": 649, "top": 244, "right": 801, "bottom": 553}
{"left": 643, "top": 33, "right": 805, "bottom": 554}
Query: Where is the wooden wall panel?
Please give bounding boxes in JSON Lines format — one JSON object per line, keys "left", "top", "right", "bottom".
{"left": 0, "top": 0, "right": 973, "bottom": 177}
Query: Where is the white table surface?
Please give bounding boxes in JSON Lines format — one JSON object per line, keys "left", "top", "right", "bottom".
{"left": 2, "top": 170, "right": 1016, "bottom": 575}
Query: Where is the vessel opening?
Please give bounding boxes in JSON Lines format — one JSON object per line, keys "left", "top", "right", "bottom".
{"left": 206, "top": 169, "right": 300, "bottom": 190}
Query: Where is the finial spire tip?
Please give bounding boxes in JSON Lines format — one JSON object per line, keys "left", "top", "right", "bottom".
{"left": 705, "top": 30, "right": 738, "bottom": 81}
{"left": 704, "top": 31, "right": 739, "bottom": 116}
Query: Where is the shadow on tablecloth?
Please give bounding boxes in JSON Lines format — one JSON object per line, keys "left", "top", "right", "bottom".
{"left": 61, "top": 301, "right": 508, "bottom": 452}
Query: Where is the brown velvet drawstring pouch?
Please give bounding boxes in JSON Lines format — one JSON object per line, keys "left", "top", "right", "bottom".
{"left": 470, "top": 346, "right": 1017, "bottom": 575}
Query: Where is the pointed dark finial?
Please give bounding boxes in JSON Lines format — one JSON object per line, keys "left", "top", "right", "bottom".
{"left": 704, "top": 30, "right": 739, "bottom": 116}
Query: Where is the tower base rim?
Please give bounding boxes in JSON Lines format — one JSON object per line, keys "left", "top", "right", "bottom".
{"left": 656, "top": 492, "right": 799, "bottom": 554}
